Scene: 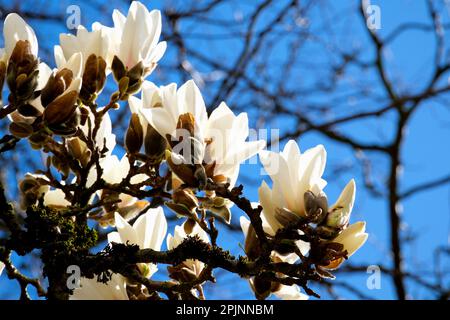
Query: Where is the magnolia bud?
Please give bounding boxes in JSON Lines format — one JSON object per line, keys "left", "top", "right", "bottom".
{"left": 144, "top": 123, "right": 167, "bottom": 164}
{"left": 80, "top": 54, "right": 107, "bottom": 103}
{"left": 9, "top": 121, "right": 33, "bottom": 138}
{"left": 67, "top": 137, "right": 91, "bottom": 167}
{"left": 111, "top": 56, "right": 126, "bottom": 82}
{"left": 43, "top": 90, "right": 78, "bottom": 126}
{"left": 41, "top": 68, "right": 73, "bottom": 107}
{"left": 125, "top": 113, "right": 144, "bottom": 154}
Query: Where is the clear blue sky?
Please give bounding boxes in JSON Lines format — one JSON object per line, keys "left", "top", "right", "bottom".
{"left": 0, "top": 0, "right": 449, "bottom": 299}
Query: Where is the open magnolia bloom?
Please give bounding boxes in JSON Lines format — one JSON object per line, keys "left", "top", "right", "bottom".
{"left": 166, "top": 220, "right": 210, "bottom": 284}
{"left": 70, "top": 273, "right": 129, "bottom": 300}
{"left": 139, "top": 79, "right": 266, "bottom": 188}
{"left": 240, "top": 216, "right": 309, "bottom": 300}
{"left": 107, "top": 207, "right": 167, "bottom": 278}
{"left": 258, "top": 140, "right": 367, "bottom": 269}
{"left": 96, "top": 1, "right": 166, "bottom": 80}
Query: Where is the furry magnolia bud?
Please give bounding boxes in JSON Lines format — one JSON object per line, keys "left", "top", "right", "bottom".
{"left": 79, "top": 54, "right": 107, "bottom": 103}
{"left": 6, "top": 40, "right": 39, "bottom": 104}
{"left": 144, "top": 123, "right": 167, "bottom": 164}
{"left": 43, "top": 90, "right": 78, "bottom": 126}
{"left": 9, "top": 121, "right": 33, "bottom": 138}
{"left": 125, "top": 113, "right": 144, "bottom": 154}
{"left": 111, "top": 56, "right": 144, "bottom": 100}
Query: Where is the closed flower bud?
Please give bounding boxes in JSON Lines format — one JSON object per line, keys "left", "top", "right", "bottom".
{"left": 111, "top": 55, "right": 126, "bottom": 82}
{"left": 41, "top": 68, "right": 73, "bottom": 107}
{"left": 8, "top": 40, "right": 38, "bottom": 75}
{"left": 6, "top": 41, "right": 39, "bottom": 104}
{"left": 67, "top": 137, "right": 91, "bottom": 167}
{"left": 118, "top": 76, "right": 130, "bottom": 95}
{"left": 43, "top": 90, "right": 78, "bottom": 126}
{"left": 79, "top": 54, "right": 107, "bottom": 103}
{"left": 9, "top": 121, "right": 34, "bottom": 138}
{"left": 144, "top": 123, "right": 167, "bottom": 164}
{"left": 125, "top": 113, "right": 144, "bottom": 154}
{"left": 17, "top": 103, "right": 41, "bottom": 117}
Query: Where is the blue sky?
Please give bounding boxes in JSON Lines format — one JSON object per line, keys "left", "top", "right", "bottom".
{"left": 0, "top": 0, "right": 449, "bottom": 299}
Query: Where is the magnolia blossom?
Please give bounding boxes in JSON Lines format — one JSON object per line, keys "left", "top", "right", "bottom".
{"left": 139, "top": 80, "right": 266, "bottom": 187}
{"left": 108, "top": 207, "right": 167, "bottom": 277}
{"left": 258, "top": 140, "right": 367, "bottom": 266}
{"left": 240, "top": 216, "right": 309, "bottom": 300}
{"left": 97, "top": 1, "right": 166, "bottom": 73}
{"left": 259, "top": 140, "right": 327, "bottom": 232}
{"left": 55, "top": 24, "right": 111, "bottom": 71}
{"left": 2, "top": 13, "right": 38, "bottom": 62}
{"left": 70, "top": 273, "right": 128, "bottom": 300}
{"left": 167, "top": 221, "right": 210, "bottom": 280}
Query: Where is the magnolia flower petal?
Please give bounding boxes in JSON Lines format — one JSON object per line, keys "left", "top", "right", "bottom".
{"left": 43, "top": 189, "right": 70, "bottom": 207}
{"left": 4, "top": 13, "right": 38, "bottom": 58}
{"left": 114, "top": 212, "right": 139, "bottom": 245}
{"left": 70, "top": 274, "right": 128, "bottom": 300}
{"left": 333, "top": 221, "right": 368, "bottom": 257}
{"left": 273, "top": 284, "right": 309, "bottom": 300}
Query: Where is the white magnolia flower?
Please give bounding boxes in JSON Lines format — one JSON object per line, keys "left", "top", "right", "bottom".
{"left": 167, "top": 221, "right": 210, "bottom": 279}
{"left": 258, "top": 140, "right": 367, "bottom": 268}
{"left": 2, "top": 13, "right": 38, "bottom": 62}
{"left": 98, "top": 1, "right": 166, "bottom": 73}
{"left": 240, "top": 216, "right": 309, "bottom": 300}
{"left": 108, "top": 207, "right": 167, "bottom": 277}
{"left": 0, "top": 262, "right": 5, "bottom": 276}
{"left": 55, "top": 24, "right": 111, "bottom": 72}
{"left": 258, "top": 140, "right": 327, "bottom": 232}
{"left": 70, "top": 273, "right": 128, "bottom": 300}
{"left": 140, "top": 80, "right": 266, "bottom": 187}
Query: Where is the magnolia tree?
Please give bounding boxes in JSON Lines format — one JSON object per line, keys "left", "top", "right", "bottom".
{"left": 0, "top": 2, "right": 367, "bottom": 300}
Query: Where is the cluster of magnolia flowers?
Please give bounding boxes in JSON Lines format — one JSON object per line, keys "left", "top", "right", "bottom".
{"left": 0, "top": 2, "right": 368, "bottom": 300}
